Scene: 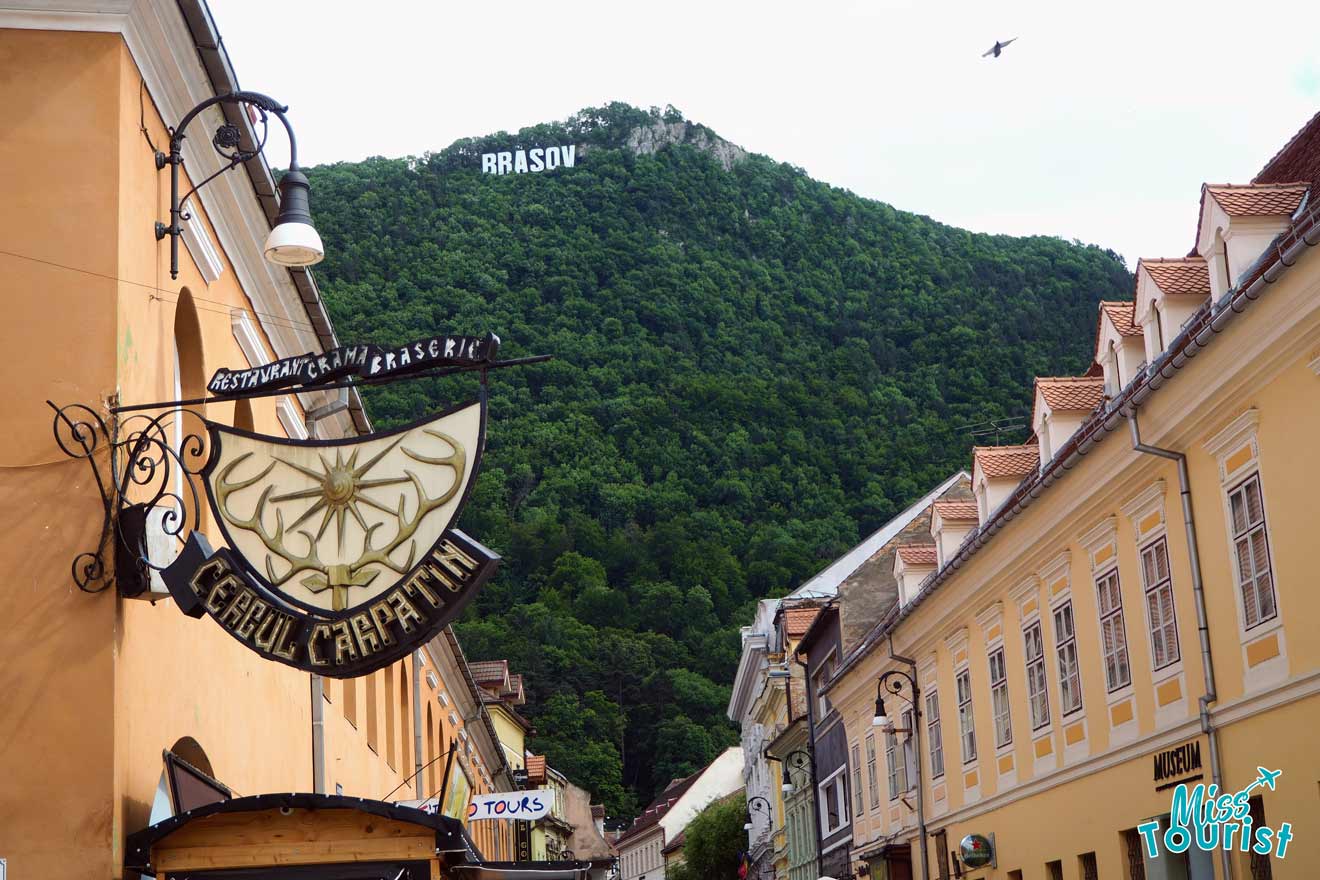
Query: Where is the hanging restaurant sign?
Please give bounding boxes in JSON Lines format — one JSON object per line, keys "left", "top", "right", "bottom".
{"left": 159, "top": 396, "right": 498, "bottom": 677}
{"left": 206, "top": 332, "right": 500, "bottom": 397}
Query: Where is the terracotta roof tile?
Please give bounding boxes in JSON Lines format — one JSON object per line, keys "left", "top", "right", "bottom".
{"left": 1138, "top": 258, "right": 1211, "bottom": 297}
{"left": 896, "top": 544, "right": 938, "bottom": 566}
{"left": 1099, "top": 301, "right": 1141, "bottom": 338}
{"left": 783, "top": 606, "right": 820, "bottom": 638}
{"left": 1035, "top": 376, "right": 1105, "bottom": 413}
{"left": 1256, "top": 110, "right": 1320, "bottom": 189}
{"left": 932, "top": 500, "right": 979, "bottom": 521}
{"left": 1205, "top": 182, "right": 1309, "bottom": 217}
{"left": 973, "top": 444, "right": 1040, "bottom": 479}
{"left": 615, "top": 773, "right": 700, "bottom": 846}
{"left": 468, "top": 660, "right": 509, "bottom": 686}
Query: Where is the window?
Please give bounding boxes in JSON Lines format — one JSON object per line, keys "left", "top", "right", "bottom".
{"left": 813, "top": 652, "right": 837, "bottom": 719}
{"left": 1095, "top": 568, "right": 1132, "bottom": 691}
{"left": 956, "top": 668, "right": 976, "bottom": 763}
{"left": 1079, "top": 852, "right": 1098, "bottom": 880}
{"left": 818, "top": 768, "right": 849, "bottom": 835}
{"left": 1046, "top": 860, "right": 1064, "bottom": 880}
{"left": 988, "top": 648, "right": 1012, "bottom": 748}
{"left": 934, "top": 830, "right": 950, "bottom": 880}
{"left": 925, "top": 690, "right": 944, "bottom": 779}
{"left": 851, "top": 743, "right": 864, "bottom": 816}
{"left": 1248, "top": 796, "right": 1274, "bottom": 880}
{"left": 1140, "top": 538, "right": 1180, "bottom": 669}
{"left": 1122, "top": 828, "right": 1148, "bottom": 880}
{"left": 1024, "top": 622, "right": 1050, "bottom": 730}
{"left": 865, "top": 733, "right": 880, "bottom": 810}
{"left": 1229, "top": 475, "right": 1277, "bottom": 629}
{"left": 885, "top": 721, "right": 906, "bottom": 799}
{"left": 1053, "top": 602, "right": 1083, "bottom": 715}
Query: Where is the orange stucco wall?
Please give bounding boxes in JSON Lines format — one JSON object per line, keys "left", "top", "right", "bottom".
{"left": 0, "top": 27, "right": 510, "bottom": 878}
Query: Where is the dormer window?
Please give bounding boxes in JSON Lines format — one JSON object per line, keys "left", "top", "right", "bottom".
{"left": 972, "top": 445, "right": 1040, "bottom": 524}
{"left": 1031, "top": 378, "right": 1104, "bottom": 466}
{"left": 930, "top": 500, "right": 978, "bottom": 566}
{"left": 894, "top": 544, "right": 938, "bottom": 605}
{"left": 1095, "top": 302, "right": 1143, "bottom": 394}
{"left": 1195, "top": 183, "right": 1309, "bottom": 303}
{"left": 1134, "top": 260, "right": 1210, "bottom": 362}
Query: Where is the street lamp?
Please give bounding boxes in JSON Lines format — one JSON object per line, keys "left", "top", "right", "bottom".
{"left": 154, "top": 91, "right": 323, "bottom": 280}
{"left": 871, "top": 669, "right": 929, "bottom": 880}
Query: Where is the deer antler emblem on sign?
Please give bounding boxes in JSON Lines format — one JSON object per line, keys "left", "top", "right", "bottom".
{"left": 207, "top": 403, "right": 482, "bottom": 613}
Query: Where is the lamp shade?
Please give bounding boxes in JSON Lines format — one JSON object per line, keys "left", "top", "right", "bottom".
{"left": 264, "top": 168, "right": 324, "bottom": 268}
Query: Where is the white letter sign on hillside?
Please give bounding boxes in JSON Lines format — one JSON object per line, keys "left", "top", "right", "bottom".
{"left": 481, "top": 146, "right": 577, "bottom": 175}
{"left": 467, "top": 789, "right": 553, "bottom": 820}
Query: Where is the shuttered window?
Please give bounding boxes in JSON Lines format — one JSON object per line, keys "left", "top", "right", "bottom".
{"left": 956, "top": 668, "right": 976, "bottom": 763}
{"left": 925, "top": 690, "right": 944, "bottom": 779}
{"left": 851, "top": 743, "right": 864, "bottom": 816}
{"left": 1053, "top": 602, "right": 1083, "bottom": 715}
{"left": 1229, "top": 475, "right": 1277, "bottom": 630}
{"left": 1095, "top": 568, "right": 1132, "bottom": 691}
{"left": 1140, "top": 538, "right": 1180, "bottom": 669}
{"left": 988, "top": 647, "right": 1012, "bottom": 748}
{"left": 865, "top": 733, "right": 880, "bottom": 810}
{"left": 1023, "top": 622, "right": 1050, "bottom": 730}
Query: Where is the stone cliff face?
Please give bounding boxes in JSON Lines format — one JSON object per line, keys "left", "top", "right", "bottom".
{"left": 621, "top": 119, "right": 748, "bottom": 171}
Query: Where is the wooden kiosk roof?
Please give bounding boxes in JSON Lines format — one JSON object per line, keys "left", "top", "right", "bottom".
{"left": 124, "top": 792, "right": 473, "bottom": 879}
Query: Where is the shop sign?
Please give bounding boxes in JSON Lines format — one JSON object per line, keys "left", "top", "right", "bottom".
{"left": 958, "top": 833, "right": 995, "bottom": 868}
{"left": 1138, "top": 766, "right": 1293, "bottom": 860}
{"left": 206, "top": 332, "right": 499, "bottom": 397}
{"left": 1152, "top": 739, "right": 1202, "bottom": 791}
{"left": 468, "top": 789, "right": 552, "bottom": 821}
{"left": 161, "top": 397, "right": 497, "bottom": 678}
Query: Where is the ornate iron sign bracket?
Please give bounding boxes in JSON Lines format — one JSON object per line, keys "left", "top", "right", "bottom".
{"left": 48, "top": 399, "right": 209, "bottom": 596}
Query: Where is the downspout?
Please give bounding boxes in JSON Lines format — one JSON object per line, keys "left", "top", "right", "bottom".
{"left": 889, "top": 637, "right": 929, "bottom": 880}
{"left": 1127, "top": 412, "right": 1231, "bottom": 880}
{"left": 793, "top": 649, "right": 825, "bottom": 875}
{"left": 413, "top": 650, "right": 426, "bottom": 798}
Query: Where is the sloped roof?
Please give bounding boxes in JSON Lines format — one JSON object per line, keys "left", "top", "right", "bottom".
{"left": 932, "top": 500, "right": 978, "bottom": 521}
{"left": 783, "top": 606, "right": 821, "bottom": 638}
{"left": 1099, "top": 301, "right": 1141, "bottom": 338}
{"left": 973, "top": 445, "right": 1040, "bottom": 479}
{"left": 1138, "top": 258, "right": 1212, "bottom": 297}
{"left": 1205, "top": 182, "right": 1309, "bottom": 217}
{"left": 1256, "top": 109, "right": 1320, "bottom": 189}
{"left": 1036, "top": 376, "right": 1105, "bottom": 413}
{"left": 469, "top": 660, "right": 509, "bottom": 687}
{"left": 896, "top": 544, "right": 938, "bottom": 566}
{"left": 614, "top": 774, "right": 700, "bottom": 846}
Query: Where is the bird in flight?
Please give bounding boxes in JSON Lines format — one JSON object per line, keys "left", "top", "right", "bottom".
{"left": 983, "top": 38, "right": 1017, "bottom": 58}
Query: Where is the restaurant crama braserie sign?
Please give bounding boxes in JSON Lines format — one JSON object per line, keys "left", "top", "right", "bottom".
{"left": 160, "top": 332, "right": 502, "bottom": 678}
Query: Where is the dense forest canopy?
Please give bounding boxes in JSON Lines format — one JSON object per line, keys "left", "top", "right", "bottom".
{"left": 304, "top": 103, "right": 1132, "bottom": 820}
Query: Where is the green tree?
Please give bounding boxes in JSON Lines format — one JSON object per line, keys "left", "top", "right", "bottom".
{"left": 668, "top": 793, "right": 747, "bottom": 880}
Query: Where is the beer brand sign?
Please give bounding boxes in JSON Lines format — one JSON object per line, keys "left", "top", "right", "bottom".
{"left": 161, "top": 398, "right": 498, "bottom": 677}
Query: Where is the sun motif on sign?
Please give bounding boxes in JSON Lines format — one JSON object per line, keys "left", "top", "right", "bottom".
{"left": 271, "top": 438, "right": 411, "bottom": 551}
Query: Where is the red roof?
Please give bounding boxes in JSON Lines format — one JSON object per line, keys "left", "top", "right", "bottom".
{"left": 525, "top": 754, "right": 547, "bottom": 784}
{"left": 614, "top": 773, "right": 701, "bottom": 846}
{"left": 973, "top": 445, "right": 1040, "bottom": 479}
{"left": 1099, "top": 301, "right": 1141, "bottom": 338}
{"left": 1035, "top": 376, "right": 1105, "bottom": 413}
{"left": 1256, "top": 109, "right": 1320, "bottom": 189}
{"left": 783, "top": 606, "right": 820, "bottom": 638}
{"left": 1138, "top": 258, "right": 1211, "bottom": 297}
{"left": 469, "top": 660, "right": 509, "bottom": 687}
{"left": 896, "top": 544, "right": 938, "bottom": 566}
{"left": 1205, "top": 182, "right": 1309, "bottom": 217}
{"left": 932, "top": 500, "right": 978, "bottom": 522}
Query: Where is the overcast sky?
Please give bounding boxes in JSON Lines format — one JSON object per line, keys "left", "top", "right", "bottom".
{"left": 216, "top": 0, "right": 1320, "bottom": 267}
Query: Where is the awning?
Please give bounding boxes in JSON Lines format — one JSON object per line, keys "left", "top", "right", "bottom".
{"left": 124, "top": 792, "right": 469, "bottom": 875}
{"left": 451, "top": 861, "right": 592, "bottom": 880}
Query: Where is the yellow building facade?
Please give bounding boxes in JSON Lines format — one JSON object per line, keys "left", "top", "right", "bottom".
{"left": 0, "top": 5, "right": 515, "bottom": 876}
{"left": 825, "top": 122, "right": 1320, "bottom": 879}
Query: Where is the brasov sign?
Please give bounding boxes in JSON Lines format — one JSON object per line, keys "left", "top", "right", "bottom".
{"left": 160, "top": 397, "right": 498, "bottom": 678}
{"left": 481, "top": 145, "right": 577, "bottom": 175}
{"left": 467, "top": 790, "right": 552, "bottom": 821}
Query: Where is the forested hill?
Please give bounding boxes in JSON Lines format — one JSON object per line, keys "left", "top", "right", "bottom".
{"left": 304, "top": 103, "right": 1132, "bottom": 819}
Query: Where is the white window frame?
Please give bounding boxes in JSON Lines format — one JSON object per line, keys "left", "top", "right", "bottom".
{"left": 817, "top": 766, "right": 849, "bottom": 836}
{"left": 865, "top": 732, "right": 880, "bottom": 810}
{"left": 1139, "top": 536, "right": 1181, "bottom": 670}
{"left": 1227, "top": 474, "right": 1278, "bottom": 631}
{"left": 850, "top": 742, "right": 864, "bottom": 817}
{"left": 884, "top": 720, "right": 907, "bottom": 800}
{"left": 955, "top": 667, "right": 976, "bottom": 764}
{"left": 1023, "top": 621, "right": 1050, "bottom": 730}
{"left": 1094, "top": 567, "right": 1132, "bottom": 692}
{"left": 925, "top": 690, "right": 944, "bottom": 779}
{"left": 988, "top": 647, "right": 1012, "bottom": 748}
{"left": 813, "top": 650, "right": 837, "bottom": 720}
{"left": 1053, "top": 601, "right": 1084, "bottom": 716}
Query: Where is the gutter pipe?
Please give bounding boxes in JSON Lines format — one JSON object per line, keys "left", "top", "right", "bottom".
{"left": 830, "top": 201, "right": 1320, "bottom": 685}
{"left": 1127, "top": 412, "right": 1230, "bottom": 880}
{"left": 793, "top": 649, "right": 826, "bottom": 876}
